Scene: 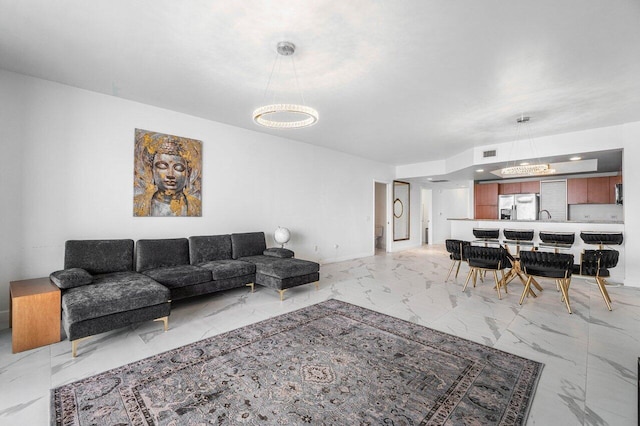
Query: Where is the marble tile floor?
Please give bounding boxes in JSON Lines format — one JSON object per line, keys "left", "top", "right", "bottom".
{"left": 0, "top": 245, "right": 638, "bottom": 425}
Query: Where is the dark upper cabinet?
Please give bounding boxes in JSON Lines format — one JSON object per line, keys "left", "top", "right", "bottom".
{"left": 474, "top": 183, "right": 498, "bottom": 219}
{"left": 567, "top": 176, "right": 622, "bottom": 204}
{"left": 520, "top": 181, "right": 540, "bottom": 194}
{"left": 567, "top": 178, "right": 588, "bottom": 204}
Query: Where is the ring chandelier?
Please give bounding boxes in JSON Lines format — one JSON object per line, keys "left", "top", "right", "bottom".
{"left": 253, "top": 42, "right": 318, "bottom": 129}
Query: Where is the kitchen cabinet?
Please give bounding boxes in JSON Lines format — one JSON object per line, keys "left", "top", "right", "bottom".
{"left": 567, "top": 178, "right": 588, "bottom": 204}
{"left": 520, "top": 181, "right": 540, "bottom": 194}
{"left": 474, "top": 183, "right": 498, "bottom": 219}
{"left": 567, "top": 176, "right": 622, "bottom": 204}
{"left": 498, "top": 183, "right": 520, "bottom": 195}
{"left": 475, "top": 205, "right": 498, "bottom": 220}
{"left": 587, "top": 177, "right": 610, "bottom": 204}
{"left": 498, "top": 181, "right": 540, "bottom": 195}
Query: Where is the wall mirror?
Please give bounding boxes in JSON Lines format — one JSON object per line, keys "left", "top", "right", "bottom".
{"left": 393, "top": 180, "right": 410, "bottom": 241}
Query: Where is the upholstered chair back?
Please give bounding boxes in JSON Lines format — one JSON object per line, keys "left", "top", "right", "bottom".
{"left": 464, "top": 246, "right": 509, "bottom": 270}
{"left": 445, "top": 239, "right": 470, "bottom": 261}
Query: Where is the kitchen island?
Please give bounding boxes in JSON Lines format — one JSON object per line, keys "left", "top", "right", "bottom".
{"left": 448, "top": 218, "right": 625, "bottom": 282}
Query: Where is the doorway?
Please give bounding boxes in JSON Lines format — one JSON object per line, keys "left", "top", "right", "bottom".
{"left": 374, "top": 182, "right": 388, "bottom": 254}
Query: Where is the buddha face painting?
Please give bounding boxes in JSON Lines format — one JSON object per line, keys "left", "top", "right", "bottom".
{"left": 133, "top": 129, "right": 202, "bottom": 217}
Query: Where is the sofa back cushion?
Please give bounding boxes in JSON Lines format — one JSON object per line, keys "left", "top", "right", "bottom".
{"left": 136, "top": 238, "right": 190, "bottom": 272}
{"left": 65, "top": 239, "right": 134, "bottom": 275}
{"left": 189, "top": 235, "right": 232, "bottom": 264}
{"left": 231, "top": 232, "right": 267, "bottom": 259}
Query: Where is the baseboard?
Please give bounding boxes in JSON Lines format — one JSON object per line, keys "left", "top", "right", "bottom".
{"left": 0, "top": 310, "right": 9, "bottom": 330}
{"left": 388, "top": 243, "right": 422, "bottom": 253}
{"left": 321, "top": 251, "right": 374, "bottom": 264}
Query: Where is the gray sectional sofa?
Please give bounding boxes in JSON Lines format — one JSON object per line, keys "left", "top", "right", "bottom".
{"left": 50, "top": 232, "right": 319, "bottom": 356}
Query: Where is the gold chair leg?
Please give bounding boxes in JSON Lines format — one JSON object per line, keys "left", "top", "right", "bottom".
{"left": 314, "top": 282, "right": 319, "bottom": 290}
{"left": 246, "top": 282, "right": 255, "bottom": 293}
{"left": 595, "top": 277, "right": 612, "bottom": 311}
{"left": 454, "top": 260, "right": 462, "bottom": 278}
{"left": 558, "top": 278, "right": 572, "bottom": 314}
{"left": 519, "top": 276, "right": 532, "bottom": 305}
{"left": 278, "top": 289, "right": 287, "bottom": 301}
{"left": 154, "top": 316, "right": 169, "bottom": 332}
{"left": 493, "top": 270, "right": 502, "bottom": 299}
{"left": 446, "top": 260, "right": 456, "bottom": 282}
{"left": 463, "top": 268, "right": 474, "bottom": 292}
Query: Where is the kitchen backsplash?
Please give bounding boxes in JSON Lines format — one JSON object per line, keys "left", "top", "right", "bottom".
{"left": 568, "top": 204, "right": 623, "bottom": 221}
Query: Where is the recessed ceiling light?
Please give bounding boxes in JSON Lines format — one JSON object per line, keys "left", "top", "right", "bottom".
{"left": 427, "top": 177, "right": 433, "bottom": 181}
{"left": 476, "top": 169, "right": 484, "bottom": 172}
{"left": 520, "top": 162, "right": 530, "bottom": 166}
{"left": 570, "top": 156, "right": 582, "bottom": 161}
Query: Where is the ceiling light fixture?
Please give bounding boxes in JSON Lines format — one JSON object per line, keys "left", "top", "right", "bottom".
{"left": 253, "top": 41, "right": 318, "bottom": 129}
{"left": 501, "top": 116, "right": 554, "bottom": 176}
{"left": 570, "top": 156, "right": 582, "bottom": 161}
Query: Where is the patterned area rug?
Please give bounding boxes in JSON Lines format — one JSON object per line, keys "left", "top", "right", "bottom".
{"left": 52, "top": 300, "right": 542, "bottom": 425}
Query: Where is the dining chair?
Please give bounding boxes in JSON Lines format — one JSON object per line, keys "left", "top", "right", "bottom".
{"left": 444, "top": 239, "right": 470, "bottom": 281}
{"left": 580, "top": 249, "right": 619, "bottom": 311}
{"left": 462, "top": 245, "right": 510, "bottom": 299}
{"left": 519, "top": 251, "right": 574, "bottom": 314}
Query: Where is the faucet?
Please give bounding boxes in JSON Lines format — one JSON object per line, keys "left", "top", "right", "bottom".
{"left": 539, "top": 209, "right": 552, "bottom": 220}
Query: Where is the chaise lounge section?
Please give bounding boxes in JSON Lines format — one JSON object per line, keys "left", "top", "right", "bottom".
{"left": 231, "top": 232, "right": 320, "bottom": 300}
{"left": 54, "top": 239, "right": 171, "bottom": 357}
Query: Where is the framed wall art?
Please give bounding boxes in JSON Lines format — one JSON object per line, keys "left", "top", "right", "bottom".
{"left": 133, "top": 129, "right": 202, "bottom": 217}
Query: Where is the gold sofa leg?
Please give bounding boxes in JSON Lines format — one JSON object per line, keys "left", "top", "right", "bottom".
{"left": 246, "top": 282, "right": 255, "bottom": 293}
{"left": 71, "top": 316, "right": 169, "bottom": 358}
{"left": 71, "top": 336, "right": 91, "bottom": 358}
{"left": 154, "top": 316, "right": 169, "bottom": 332}
{"left": 314, "top": 282, "right": 319, "bottom": 290}
{"left": 278, "top": 289, "right": 287, "bottom": 301}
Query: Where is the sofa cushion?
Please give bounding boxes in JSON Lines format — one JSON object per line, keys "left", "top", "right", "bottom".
{"left": 142, "top": 265, "right": 212, "bottom": 289}
{"left": 136, "top": 238, "right": 190, "bottom": 271}
{"left": 241, "top": 255, "right": 319, "bottom": 279}
{"left": 61, "top": 271, "right": 169, "bottom": 323}
{"left": 65, "top": 239, "right": 134, "bottom": 274}
{"left": 263, "top": 248, "right": 294, "bottom": 258}
{"left": 231, "top": 232, "right": 267, "bottom": 259}
{"left": 189, "top": 235, "right": 232, "bottom": 264}
{"left": 50, "top": 268, "right": 93, "bottom": 289}
{"left": 197, "top": 259, "right": 256, "bottom": 280}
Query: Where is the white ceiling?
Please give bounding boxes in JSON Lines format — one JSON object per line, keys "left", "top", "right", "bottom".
{"left": 2, "top": 1, "right": 640, "bottom": 166}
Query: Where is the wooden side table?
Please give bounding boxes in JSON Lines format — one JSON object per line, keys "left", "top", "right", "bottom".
{"left": 10, "top": 277, "right": 61, "bottom": 353}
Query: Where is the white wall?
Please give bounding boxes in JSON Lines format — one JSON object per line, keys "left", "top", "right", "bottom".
{"left": 0, "top": 70, "right": 395, "bottom": 327}
{"left": 431, "top": 188, "right": 470, "bottom": 244}
{"left": 621, "top": 122, "right": 640, "bottom": 287}
{"left": 374, "top": 182, "right": 387, "bottom": 249}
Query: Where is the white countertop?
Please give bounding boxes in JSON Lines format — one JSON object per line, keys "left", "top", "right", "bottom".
{"left": 448, "top": 218, "right": 624, "bottom": 224}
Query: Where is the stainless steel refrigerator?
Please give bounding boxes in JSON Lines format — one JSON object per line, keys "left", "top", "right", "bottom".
{"left": 498, "top": 193, "right": 539, "bottom": 220}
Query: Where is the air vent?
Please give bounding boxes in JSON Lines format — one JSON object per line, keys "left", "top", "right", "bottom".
{"left": 431, "top": 179, "right": 449, "bottom": 183}
{"left": 483, "top": 150, "right": 496, "bottom": 158}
